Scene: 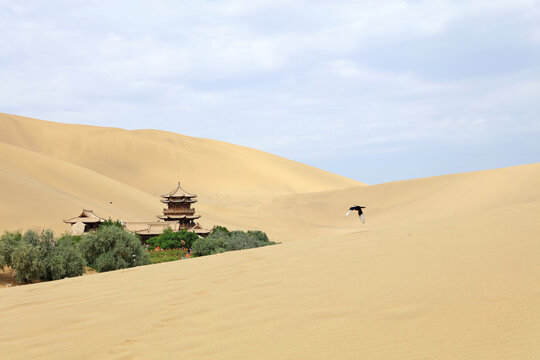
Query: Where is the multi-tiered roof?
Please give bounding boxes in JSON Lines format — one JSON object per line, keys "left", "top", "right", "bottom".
{"left": 157, "top": 182, "right": 200, "bottom": 226}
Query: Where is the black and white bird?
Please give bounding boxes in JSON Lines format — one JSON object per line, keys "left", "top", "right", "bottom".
{"left": 346, "top": 205, "right": 366, "bottom": 224}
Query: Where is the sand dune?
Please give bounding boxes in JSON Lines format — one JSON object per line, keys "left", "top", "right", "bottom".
{"left": 0, "top": 113, "right": 361, "bottom": 198}
{"left": 202, "top": 163, "right": 540, "bottom": 242}
{"left": 0, "top": 141, "right": 158, "bottom": 232}
{"left": 0, "top": 113, "right": 539, "bottom": 359}
{"left": 1, "top": 197, "right": 539, "bottom": 359}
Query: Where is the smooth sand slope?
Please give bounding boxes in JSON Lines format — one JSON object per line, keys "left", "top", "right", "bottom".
{"left": 1, "top": 113, "right": 539, "bottom": 359}
{"left": 201, "top": 163, "right": 540, "bottom": 242}
{"left": 0, "top": 142, "right": 159, "bottom": 231}
{"left": 0, "top": 113, "right": 361, "bottom": 196}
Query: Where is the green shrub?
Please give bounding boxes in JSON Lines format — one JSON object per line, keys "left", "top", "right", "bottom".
{"left": 0, "top": 231, "right": 22, "bottom": 269}
{"left": 37, "top": 229, "right": 55, "bottom": 256}
{"left": 10, "top": 230, "right": 57, "bottom": 283}
{"left": 229, "top": 231, "right": 275, "bottom": 250}
{"left": 21, "top": 229, "right": 39, "bottom": 246}
{"left": 11, "top": 241, "right": 43, "bottom": 283}
{"left": 102, "top": 218, "right": 124, "bottom": 229}
{"left": 191, "top": 227, "right": 275, "bottom": 257}
{"left": 79, "top": 225, "right": 150, "bottom": 272}
{"left": 56, "top": 234, "right": 82, "bottom": 245}
{"left": 211, "top": 225, "right": 230, "bottom": 237}
{"left": 247, "top": 230, "right": 270, "bottom": 243}
{"left": 6, "top": 229, "right": 84, "bottom": 283}
{"left": 226, "top": 231, "right": 260, "bottom": 251}
{"left": 191, "top": 236, "right": 228, "bottom": 257}
{"left": 146, "top": 228, "right": 198, "bottom": 250}
{"left": 94, "top": 251, "right": 130, "bottom": 272}
{"left": 43, "top": 241, "right": 85, "bottom": 280}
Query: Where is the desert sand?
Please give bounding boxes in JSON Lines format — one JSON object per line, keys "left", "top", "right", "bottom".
{"left": 1, "top": 113, "right": 539, "bottom": 359}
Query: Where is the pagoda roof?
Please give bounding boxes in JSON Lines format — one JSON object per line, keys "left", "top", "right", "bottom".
{"left": 192, "top": 223, "right": 211, "bottom": 235}
{"left": 160, "top": 198, "right": 196, "bottom": 204}
{"left": 64, "top": 209, "right": 105, "bottom": 224}
{"left": 157, "top": 214, "right": 200, "bottom": 220}
{"left": 161, "top": 182, "right": 197, "bottom": 199}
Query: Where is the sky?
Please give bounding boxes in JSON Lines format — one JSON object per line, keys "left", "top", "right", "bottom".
{"left": 1, "top": 0, "right": 539, "bottom": 184}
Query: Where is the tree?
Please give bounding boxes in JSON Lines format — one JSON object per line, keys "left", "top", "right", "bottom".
{"left": 191, "top": 236, "right": 228, "bottom": 257}
{"left": 7, "top": 229, "right": 85, "bottom": 283}
{"left": 191, "top": 227, "right": 275, "bottom": 257}
{"left": 43, "top": 240, "right": 85, "bottom": 280}
{"left": 211, "top": 226, "right": 230, "bottom": 238}
{"left": 0, "top": 231, "right": 22, "bottom": 269}
{"left": 102, "top": 218, "right": 124, "bottom": 229}
{"left": 79, "top": 225, "right": 150, "bottom": 272}
{"left": 146, "top": 228, "right": 199, "bottom": 249}
{"left": 11, "top": 241, "right": 43, "bottom": 283}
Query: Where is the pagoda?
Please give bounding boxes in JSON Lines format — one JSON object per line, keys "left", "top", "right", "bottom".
{"left": 158, "top": 182, "right": 203, "bottom": 231}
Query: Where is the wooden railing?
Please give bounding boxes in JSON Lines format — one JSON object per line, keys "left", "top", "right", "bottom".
{"left": 163, "top": 208, "right": 196, "bottom": 215}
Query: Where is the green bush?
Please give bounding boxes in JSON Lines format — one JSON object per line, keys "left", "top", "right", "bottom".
{"left": 9, "top": 230, "right": 58, "bottom": 283}
{"left": 102, "top": 218, "right": 124, "bottom": 229}
{"left": 36, "top": 229, "right": 55, "bottom": 256}
{"left": 191, "top": 227, "right": 275, "bottom": 257}
{"left": 2, "top": 226, "right": 152, "bottom": 283}
{"left": 211, "top": 225, "right": 230, "bottom": 237}
{"left": 37, "top": 229, "right": 84, "bottom": 281}
{"left": 11, "top": 241, "right": 43, "bottom": 283}
{"left": 94, "top": 251, "right": 130, "bottom": 272}
{"left": 146, "top": 228, "right": 198, "bottom": 250}
{"left": 6, "top": 230, "right": 85, "bottom": 283}
{"left": 56, "top": 234, "right": 82, "bottom": 245}
{"left": 79, "top": 225, "right": 150, "bottom": 272}
{"left": 0, "top": 231, "right": 22, "bottom": 269}
{"left": 22, "top": 229, "right": 40, "bottom": 246}
{"left": 226, "top": 231, "right": 259, "bottom": 251}
{"left": 247, "top": 230, "right": 270, "bottom": 243}
{"left": 191, "top": 236, "right": 228, "bottom": 257}
{"left": 43, "top": 241, "right": 85, "bottom": 280}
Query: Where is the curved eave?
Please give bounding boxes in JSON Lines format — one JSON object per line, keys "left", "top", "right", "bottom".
{"left": 134, "top": 230, "right": 165, "bottom": 235}
{"left": 194, "top": 229, "right": 211, "bottom": 234}
{"left": 157, "top": 215, "right": 200, "bottom": 220}
{"left": 161, "top": 194, "right": 197, "bottom": 198}
{"left": 64, "top": 218, "right": 104, "bottom": 224}
{"left": 160, "top": 198, "right": 197, "bottom": 204}
{"left": 161, "top": 182, "right": 197, "bottom": 198}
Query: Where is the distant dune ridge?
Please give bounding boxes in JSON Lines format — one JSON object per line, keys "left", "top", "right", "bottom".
{"left": 0, "top": 112, "right": 539, "bottom": 359}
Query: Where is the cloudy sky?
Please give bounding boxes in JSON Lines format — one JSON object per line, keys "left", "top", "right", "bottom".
{"left": 1, "top": 0, "right": 539, "bottom": 184}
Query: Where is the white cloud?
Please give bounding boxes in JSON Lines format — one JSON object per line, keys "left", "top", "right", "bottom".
{"left": 0, "top": 0, "right": 539, "bottom": 182}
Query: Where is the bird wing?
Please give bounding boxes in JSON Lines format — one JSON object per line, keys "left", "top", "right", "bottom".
{"left": 345, "top": 210, "right": 352, "bottom": 217}
{"left": 360, "top": 214, "right": 365, "bottom": 223}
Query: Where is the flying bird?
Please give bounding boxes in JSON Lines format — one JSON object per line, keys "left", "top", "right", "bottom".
{"left": 346, "top": 205, "right": 366, "bottom": 224}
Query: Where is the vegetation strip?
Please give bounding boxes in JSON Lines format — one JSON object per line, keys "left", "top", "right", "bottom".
{"left": 0, "top": 223, "right": 274, "bottom": 285}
